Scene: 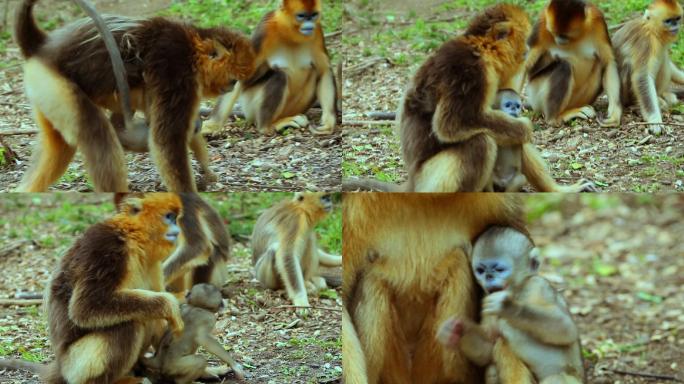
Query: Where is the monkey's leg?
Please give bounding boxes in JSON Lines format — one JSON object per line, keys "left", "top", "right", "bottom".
{"left": 494, "top": 340, "right": 534, "bottom": 384}
{"left": 600, "top": 60, "right": 622, "bottom": 127}
{"left": 255, "top": 70, "right": 289, "bottom": 136}
{"left": 188, "top": 134, "right": 217, "bottom": 183}
{"left": 276, "top": 245, "right": 311, "bottom": 317}
{"left": 198, "top": 334, "right": 245, "bottom": 380}
{"left": 203, "top": 83, "right": 242, "bottom": 134}
{"left": 17, "top": 110, "right": 76, "bottom": 192}
{"left": 528, "top": 60, "right": 573, "bottom": 125}
{"left": 343, "top": 309, "right": 369, "bottom": 384}
{"left": 310, "top": 68, "right": 336, "bottom": 135}
{"left": 61, "top": 322, "right": 145, "bottom": 384}
{"left": 412, "top": 134, "right": 497, "bottom": 192}
{"left": 670, "top": 61, "right": 684, "bottom": 85}
{"left": 504, "top": 174, "right": 528, "bottom": 192}
{"left": 164, "top": 355, "right": 206, "bottom": 384}
{"left": 411, "top": 248, "right": 481, "bottom": 384}
{"left": 355, "top": 272, "right": 411, "bottom": 384}
{"left": 632, "top": 70, "right": 664, "bottom": 135}
{"left": 68, "top": 91, "right": 129, "bottom": 192}
{"left": 522, "top": 143, "right": 596, "bottom": 193}
{"left": 254, "top": 249, "right": 280, "bottom": 289}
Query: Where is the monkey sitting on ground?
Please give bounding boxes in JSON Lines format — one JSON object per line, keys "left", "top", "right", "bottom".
{"left": 203, "top": 0, "right": 338, "bottom": 136}
{"left": 113, "top": 193, "right": 231, "bottom": 297}
{"left": 143, "top": 283, "right": 245, "bottom": 383}
{"left": 437, "top": 226, "right": 584, "bottom": 384}
{"left": 612, "top": 0, "right": 684, "bottom": 136}
{"left": 486, "top": 89, "right": 528, "bottom": 192}
{"left": 525, "top": 0, "right": 622, "bottom": 127}
{"left": 15, "top": 0, "right": 255, "bottom": 192}
{"left": 0, "top": 193, "right": 185, "bottom": 383}
{"left": 251, "top": 192, "right": 341, "bottom": 317}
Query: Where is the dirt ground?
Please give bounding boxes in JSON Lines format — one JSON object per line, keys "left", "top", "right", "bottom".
{"left": 340, "top": 1, "right": 684, "bottom": 193}
{"left": 0, "top": 194, "right": 342, "bottom": 384}
{"left": 0, "top": 0, "right": 341, "bottom": 192}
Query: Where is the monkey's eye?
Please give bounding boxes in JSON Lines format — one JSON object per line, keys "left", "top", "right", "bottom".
{"left": 164, "top": 212, "right": 176, "bottom": 222}
{"left": 476, "top": 267, "right": 485, "bottom": 274}
{"left": 311, "top": 12, "right": 319, "bottom": 20}
{"left": 296, "top": 12, "right": 308, "bottom": 22}
{"left": 505, "top": 102, "right": 512, "bottom": 108}
{"left": 495, "top": 266, "right": 506, "bottom": 273}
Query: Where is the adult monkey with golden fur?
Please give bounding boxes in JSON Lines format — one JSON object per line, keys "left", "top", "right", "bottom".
{"left": 251, "top": 192, "right": 341, "bottom": 317}
{"left": 613, "top": 0, "right": 684, "bottom": 136}
{"left": 526, "top": 0, "right": 622, "bottom": 127}
{"left": 203, "top": 0, "right": 337, "bottom": 136}
{"left": 114, "top": 193, "right": 231, "bottom": 295}
{"left": 344, "top": 4, "right": 594, "bottom": 192}
{"left": 0, "top": 193, "right": 184, "bottom": 383}
{"left": 343, "top": 194, "right": 530, "bottom": 383}
{"left": 15, "top": 0, "right": 255, "bottom": 192}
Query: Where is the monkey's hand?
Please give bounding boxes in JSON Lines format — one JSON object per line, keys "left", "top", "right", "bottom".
{"left": 436, "top": 316, "right": 465, "bottom": 349}
{"left": 482, "top": 291, "right": 511, "bottom": 317}
{"left": 163, "top": 292, "right": 184, "bottom": 337}
{"left": 310, "top": 113, "right": 336, "bottom": 136}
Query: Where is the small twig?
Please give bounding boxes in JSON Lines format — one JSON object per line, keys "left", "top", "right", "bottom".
{"left": 612, "top": 369, "right": 682, "bottom": 382}
{"left": 0, "top": 299, "right": 43, "bottom": 307}
{"left": 628, "top": 122, "right": 684, "bottom": 128}
{"left": 343, "top": 120, "right": 394, "bottom": 126}
{"left": 345, "top": 57, "right": 389, "bottom": 77}
{"left": 0, "top": 129, "right": 38, "bottom": 136}
{"left": 270, "top": 305, "right": 341, "bottom": 313}
{"left": 324, "top": 30, "right": 342, "bottom": 39}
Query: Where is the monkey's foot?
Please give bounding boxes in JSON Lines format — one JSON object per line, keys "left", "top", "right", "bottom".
{"left": 273, "top": 115, "right": 310, "bottom": 133}
{"left": 310, "top": 276, "right": 328, "bottom": 291}
{"left": 310, "top": 114, "right": 336, "bottom": 135}
{"left": 574, "top": 179, "right": 599, "bottom": 193}
{"left": 561, "top": 106, "right": 596, "bottom": 123}
{"left": 202, "top": 119, "right": 223, "bottom": 134}
{"left": 661, "top": 92, "right": 678, "bottom": 108}
{"left": 647, "top": 123, "right": 664, "bottom": 136}
{"left": 202, "top": 170, "right": 218, "bottom": 183}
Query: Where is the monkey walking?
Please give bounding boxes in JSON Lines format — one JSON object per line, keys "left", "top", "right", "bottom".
{"left": 203, "top": 0, "right": 338, "bottom": 136}
{"left": 0, "top": 193, "right": 185, "bottom": 384}
{"left": 143, "top": 284, "right": 245, "bottom": 383}
{"left": 613, "top": 0, "right": 684, "bottom": 136}
{"left": 14, "top": 0, "right": 256, "bottom": 192}
{"left": 251, "top": 192, "right": 341, "bottom": 318}
{"left": 437, "top": 227, "right": 584, "bottom": 384}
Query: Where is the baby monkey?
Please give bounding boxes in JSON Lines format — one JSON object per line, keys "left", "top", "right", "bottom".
{"left": 145, "top": 283, "right": 245, "bottom": 383}
{"left": 487, "top": 89, "right": 528, "bottom": 192}
{"left": 438, "top": 227, "right": 584, "bottom": 384}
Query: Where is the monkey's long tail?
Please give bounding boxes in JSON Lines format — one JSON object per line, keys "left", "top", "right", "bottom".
{"left": 14, "top": 0, "right": 46, "bottom": 58}
{"left": 0, "top": 358, "right": 45, "bottom": 374}
{"left": 342, "top": 177, "right": 404, "bottom": 192}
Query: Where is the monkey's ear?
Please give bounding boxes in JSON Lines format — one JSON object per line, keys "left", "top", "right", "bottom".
{"left": 492, "top": 22, "right": 513, "bottom": 40}
{"left": 117, "top": 194, "right": 144, "bottom": 215}
{"left": 294, "top": 192, "right": 305, "bottom": 202}
{"left": 210, "top": 40, "right": 231, "bottom": 60}
{"left": 529, "top": 248, "right": 541, "bottom": 271}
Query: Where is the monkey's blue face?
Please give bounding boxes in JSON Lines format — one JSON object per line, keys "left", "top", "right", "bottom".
{"left": 163, "top": 212, "right": 180, "bottom": 243}
{"left": 296, "top": 11, "right": 319, "bottom": 36}
{"left": 502, "top": 99, "right": 522, "bottom": 118}
{"left": 321, "top": 194, "right": 333, "bottom": 212}
{"left": 665, "top": 16, "right": 682, "bottom": 35}
{"left": 473, "top": 260, "right": 512, "bottom": 293}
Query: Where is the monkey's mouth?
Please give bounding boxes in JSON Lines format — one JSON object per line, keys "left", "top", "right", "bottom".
{"left": 300, "top": 26, "right": 314, "bottom": 36}
{"left": 486, "top": 285, "right": 505, "bottom": 294}
{"left": 165, "top": 233, "right": 178, "bottom": 242}
{"left": 670, "top": 27, "right": 680, "bottom": 35}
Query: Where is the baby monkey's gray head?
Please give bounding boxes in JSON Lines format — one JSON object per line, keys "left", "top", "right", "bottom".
{"left": 186, "top": 283, "right": 224, "bottom": 312}
{"left": 471, "top": 226, "right": 539, "bottom": 294}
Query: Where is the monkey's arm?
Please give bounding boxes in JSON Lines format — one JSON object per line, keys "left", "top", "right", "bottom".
{"left": 312, "top": 48, "right": 336, "bottom": 135}
{"left": 204, "top": 84, "right": 242, "bottom": 133}
{"left": 197, "top": 333, "right": 245, "bottom": 380}
{"left": 498, "top": 279, "right": 578, "bottom": 346}
{"left": 437, "top": 317, "right": 495, "bottom": 367}
{"left": 432, "top": 101, "right": 532, "bottom": 146}
{"left": 163, "top": 217, "right": 212, "bottom": 284}
{"left": 597, "top": 35, "right": 622, "bottom": 126}
{"left": 68, "top": 285, "right": 182, "bottom": 332}
{"left": 631, "top": 66, "right": 663, "bottom": 124}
